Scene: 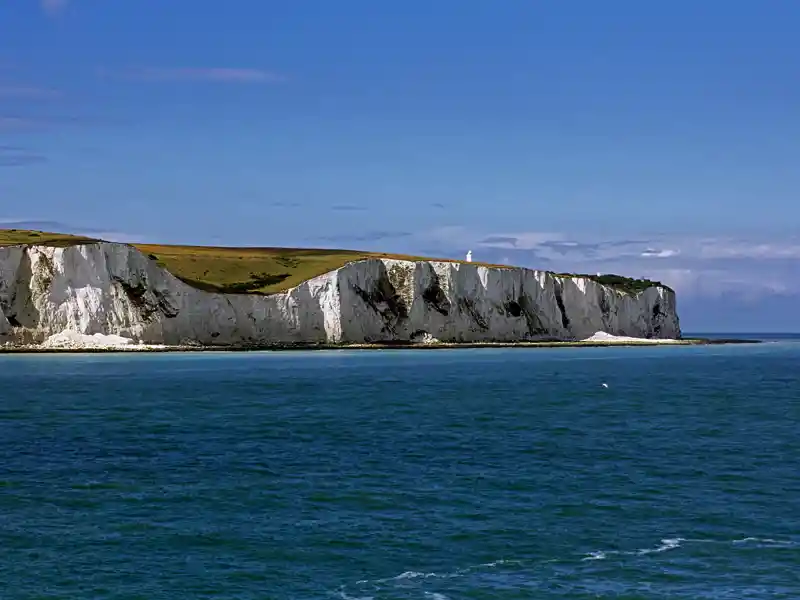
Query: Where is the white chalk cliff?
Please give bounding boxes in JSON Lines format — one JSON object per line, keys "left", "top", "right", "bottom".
{"left": 0, "top": 242, "right": 680, "bottom": 346}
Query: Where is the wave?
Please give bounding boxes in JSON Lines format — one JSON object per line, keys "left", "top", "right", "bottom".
{"left": 582, "top": 537, "right": 684, "bottom": 560}
{"left": 582, "top": 535, "right": 798, "bottom": 561}
{"left": 341, "top": 535, "right": 799, "bottom": 596}
{"left": 731, "top": 537, "right": 798, "bottom": 547}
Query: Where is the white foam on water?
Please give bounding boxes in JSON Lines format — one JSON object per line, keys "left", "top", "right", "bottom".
{"left": 732, "top": 537, "right": 798, "bottom": 547}
{"left": 345, "top": 535, "right": 799, "bottom": 599}
{"left": 392, "top": 571, "right": 441, "bottom": 580}
{"left": 478, "top": 559, "right": 522, "bottom": 568}
{"left": 353, "top": 558, "right": 520, "bottom": 589}
{"left": 337, "top": 592, "right": 373, "bottom": 600}
{"left": 638, "top": 537, "right": 684, "bottom": 555}
{"left": 582, "top": 535, "right": 799, "bottom": 562}
{"left": 583, "top": 537, "right": 685, "bottom": 560}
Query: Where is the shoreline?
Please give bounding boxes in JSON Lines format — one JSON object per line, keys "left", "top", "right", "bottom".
{"left": 0, "top": 338, "right": 761, "bottom": 354}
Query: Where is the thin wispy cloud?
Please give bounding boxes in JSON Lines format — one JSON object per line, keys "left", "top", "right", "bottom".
{"left": 314, "top": 231, "right": 411, "bottom": 243}
{"left": 0, "top": 116, "right": 42, "bottom": 131}
{"left": 330, "top": 204, "right": 367, "bottom": 212}
{"left": 641, "top": 248, "right": 679, "bottom": 258}
{"left": 0, "top": 114, "right": 116, "bottom": 132}
{"left": 101, "top": 67, "right": 284, "bottom": 84}
{"left": 0, "top": 85, "right": 61, "bottom": 99}
{"left": 0, "top": 146, "right": 47, "bottom": 167}
{"left": 41, "top": 0, "right": 68, "bottom": 17}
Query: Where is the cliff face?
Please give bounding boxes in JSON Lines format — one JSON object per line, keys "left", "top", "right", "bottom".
{"left": 0, "top": 242, "right": 680, "bottom": 346}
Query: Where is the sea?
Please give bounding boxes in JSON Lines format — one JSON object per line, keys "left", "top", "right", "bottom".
{"left": 1, "top": 334, "right": 798, "bottom": 599}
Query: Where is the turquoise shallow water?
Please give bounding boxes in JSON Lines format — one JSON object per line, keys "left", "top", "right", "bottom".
{"left": 1, "top": 339, "right": 799, "bottom": 599}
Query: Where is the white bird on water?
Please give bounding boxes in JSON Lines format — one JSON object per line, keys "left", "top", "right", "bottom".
{"left": 601, "top": 383, "right": 609, "bottom": 388}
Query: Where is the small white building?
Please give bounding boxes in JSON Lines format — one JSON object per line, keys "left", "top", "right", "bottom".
{"left": 466, "top": 250, "right": 472, "bottom": 262}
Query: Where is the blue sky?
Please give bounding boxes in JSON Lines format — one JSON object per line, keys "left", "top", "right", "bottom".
{"left": 2, "top": 1, "right": 799, "bottom": 331}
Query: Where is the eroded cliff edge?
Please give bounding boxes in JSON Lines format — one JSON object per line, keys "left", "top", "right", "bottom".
{"left": 0, "top": 242, "right": 680, "bottom": 346}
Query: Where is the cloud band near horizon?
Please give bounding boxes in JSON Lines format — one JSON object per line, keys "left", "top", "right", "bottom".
{"left": 98, "top": 67, "right": 284, "bottom": 84}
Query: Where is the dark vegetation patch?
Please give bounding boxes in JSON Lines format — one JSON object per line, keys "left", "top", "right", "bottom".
{"left": 555, "top": 272, "right": 671, "bottom": 294}
{"left": 218, "top": 272, "right": 291, "bottom": 294}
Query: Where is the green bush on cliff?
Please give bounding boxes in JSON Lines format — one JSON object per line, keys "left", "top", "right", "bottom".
{"left": 555, "top": 272, "right": 672, "bottom": 294}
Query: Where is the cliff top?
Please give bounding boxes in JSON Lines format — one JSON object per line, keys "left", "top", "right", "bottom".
{"left": 0, "top": 228, "right": 670, "bottom": 295}
{"left": 0, "top": 229, "right": 101, "bottom": 247}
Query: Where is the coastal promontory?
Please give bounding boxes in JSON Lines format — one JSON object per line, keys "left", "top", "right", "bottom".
{"left": 0, "top": 230, "right": 680, "bottom": 349}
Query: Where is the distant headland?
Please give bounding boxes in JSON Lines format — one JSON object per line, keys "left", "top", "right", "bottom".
{"left": 0, "top": 228, "right": 753, "bottom": 351}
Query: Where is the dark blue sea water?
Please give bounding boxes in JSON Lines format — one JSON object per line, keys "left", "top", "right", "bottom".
{"left": 2, "top": 337, "right": 799, "bottom": 599}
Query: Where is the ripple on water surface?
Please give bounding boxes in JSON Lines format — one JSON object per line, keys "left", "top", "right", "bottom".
{"left": 0, "top": 342, "right": 799, "bottom": 598}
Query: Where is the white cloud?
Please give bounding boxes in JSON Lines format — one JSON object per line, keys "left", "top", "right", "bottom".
{"left": 696, "top": 241, "right": 800, "bottom": 260}
{"left": 409, "top": 225, "right": 800, "bottom": 300}
{"left": 641, "top": 248, "right": 679, "bottom": 258}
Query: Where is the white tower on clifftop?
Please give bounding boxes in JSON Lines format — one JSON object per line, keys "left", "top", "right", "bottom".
{"left": 466, "top": 250, "right": 472, "bottom": 262}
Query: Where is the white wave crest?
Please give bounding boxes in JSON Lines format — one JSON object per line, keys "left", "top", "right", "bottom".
{"left": 583, "top": 537, "right": 684, "bottom": 561}
{"left": 582, "top": 535, "right": 798, "bottom": 562}
{"left": 638, "top": 537, "right": 684, "bottom": 555}
{"left": 732, "top": 537, "right": 798, "bottom": 547}
{"left": 394, "top": 571, "right": 434, "bottom": 580}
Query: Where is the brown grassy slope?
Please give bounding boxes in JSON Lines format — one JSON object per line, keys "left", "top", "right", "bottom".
{"left": 0, "top": 229, "right": 502, "bottom": 294}
{"left": 0, "top": 229, "right": 669, "bottom": 295}
{"left": 0, "top": 228, "right": 99, "bottom": 247}
{"left": 134, "top": 244, "right": 508, "bottom": 294}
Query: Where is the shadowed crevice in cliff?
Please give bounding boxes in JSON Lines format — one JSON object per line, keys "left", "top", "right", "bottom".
{"left": 651, "top": 302, "right": 664, "bottom": 337}
{"left": 3, "top": 249, "right": 40, "bottom": 330}
{"left": 457, "top": 297, "right": 489, "bottom": 331}
{"left": 422, "top": 269, "right": 451, "bottom": 316}
{"left": 598, "top": 288, "right": 614, "bottom": 331}
{"left": 515, "top": 295, "right": 550, "bottom": 337}
{"left": 112, "top": 276, "right": 179, "bottom": 321}
{"left": 554, "top": 281, "right": 570, "bottom": 330}
{"left": 350, "top": 262, "right": 409, "bottom": 335}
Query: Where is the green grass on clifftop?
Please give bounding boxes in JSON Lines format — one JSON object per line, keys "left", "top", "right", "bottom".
{"left": 0, "top": 228, "right": 669, "bottom": 295}
{"left": 134, "top": 244, "right": 516, "bottom": 294}
{"left": 0, "top": 229, "right": 100, "bottom": 247}
{"left": 554, "top": 272, "right": 672, "bottom": 294}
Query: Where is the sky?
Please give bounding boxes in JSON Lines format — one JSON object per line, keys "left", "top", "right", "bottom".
{"left": 1, "top": 1, "right": 799, "bottom": 332}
